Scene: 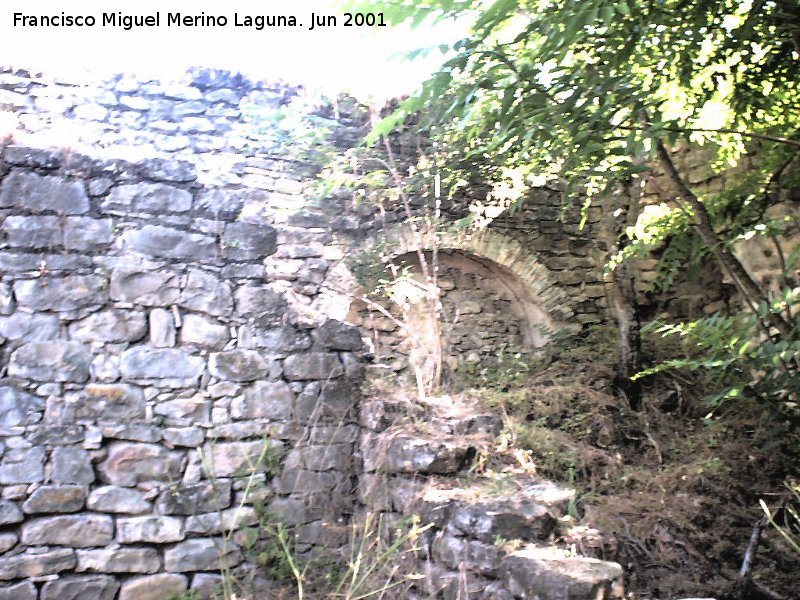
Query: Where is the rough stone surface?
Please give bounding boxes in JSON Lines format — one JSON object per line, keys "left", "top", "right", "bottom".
{"left": 164, "top": 538, "right": 242, "bottom": 572}
{"left": 209, "top": 350, "right": 275, "bottom": 382}
{"left": 76, "top": 548, "right": 160, "bottom": 573}
{"left": 120, "top": 347, "right": 205, "bottom": 380}
{"left": 1, "top": 215, "right": 62, "bottom": 248}
{"left": 0, "top": 386, "right": 43, "bottom": 427}
{"left": 69, "top": 309, "right": 147, "bottom": 342}
{"left": 313, "top": 319, "right": 363, "bottom": 351}
{"left": 0, "top": 501, "right": 23, "bottom": 525}
{"left": 9, "top": 341, "right": 91, "bottom": 382}
{"left": 13, "top": 276, "right": 107, "bottom": 311}
{"left": 178, "top": 269, "right": 233, "bottom": 316}
{"left": 22, "top": 485, "right": 86, "bottom": 513}
{"left": 0, "top": 312, "right": 60, "bottom": 342}
{"left": 63, "top": 217, "right": 114, "bottom": 250}
{"left": 98, "top": 442, "right": 181, "bottom": 486}
{"left": 234, "top": 284, "right": 287, "bottom": 325}
{"left": 0, "top": 581, "right": 36, "bottom": 600}
{"left": 0, "top": 549, "right": 76, "bottom": 580}
{"left": 283, "top": 352, "right": 343, "bottom": 380}
{"left": 59, "top": 384, "right": 146, "bottom": 421}
{"left": 232, "top": 381, "right": 294, "bottom": 419}
{"left": 117, "top": 516, "right": 185, "bottom": 543}
{"left": 49, "top": 447, "right": 95, "bottom": 484}
{"left": 0, "top": 448, "right": 45, "bottom": 484}
{"left": 105, "top": 182, "right": 192, "bottom": 213}
{"left": 0, "top": 171, "right": 89, "bottom": 213}
{"left": 149, "top": 308, "right": 176, "bottom": 347}
{"left": 222, "top": 221, "right": 278, "bottom": 260}
{"left": 180, "top": 313, "right": 229, "bottom": 348}
{"left": 158, "top": 481, "right": 232, "bottom": 515}
{"left": 205, "top": 440, "right": 283, "bottom": 477}
{"left": 40, "top": 575, "right": 120, "bottom": 600}
{"left": 21, "top": 514, "right": 113, "bottom": 547}
{"left": 110, "top": 269, "right": 181, "bottom": 305}
{"left": 119, "top": 574, "right": 188, "bottom": 600}
{"left": 124, "top": 225, "right": 216, "bottom": 260}
{"left": 87, "top": 486, "right": 152, "bottom": 514}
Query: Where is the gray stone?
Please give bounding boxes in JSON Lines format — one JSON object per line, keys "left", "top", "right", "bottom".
{"left": 123, "top": 225, "right": 216, "bottom": 260}
{"left": 283, "top": 352, "right": 343, "bottom": 380}
{"left": 105, "top": 183, "right": 192, "bottom": 213}
{"left": 14, "top": 275, "right": 107, "bottom": 311}
{"left": 164, "top": 538, "right": 242, "bottom": 572}
{"left": 450, "top": 500, "right": 556, "bottom": 543}
{"left": 120, "top": 347, "right": 205, "bottom": 380}
{"left": 0, "top": 500, "right": 22, "bottom": 525}
{"left": 0, "top": 534, "right": 17, "bottom": 553}
{"left": 1, "top": 215, "right": 62, "bottom": 248}
{"left": 56, "top": 384, "right": 146, "bottom": 421}
{"left": 284, "top": 444, "right": 351, "bottom": 472}
{"left": 110, "top": 269, "right": 181, "bottom": 305}
{"left": 222, "top": 221, "right": 278, "bottom": 260}
{"left": 0, "top": 283, "right": 12, "bottom": 315}
{"left": 0, "top": 252, "right": 91, "bottom": 273}
{"left": 21, "top": 514, "right": 114, "bottom": 547}
{"left": 313, "top": 319, "right": 363, "bottom": 351}
{"left": 158, "top": 481, "right": 232, "bottom": 515}
{"left": 254, "top": 326, "right": 311, "bottom": 352}
{"left": 499, "top": 549, "right": 624, "bottom": 599}
{"left": 190, "top": 573, "right": 225, "bottom": 599}
{"left": 9, "top": 341, "right": 91, "bottom": 382}
{"left": 91, "top": 354, "right": 121, "bottom": 381}
{"left": 196, "top": 187, "right": 267, "bottom": 220}
{"left": 185, "top": 506, "right": 257, "bottom": 535}
{"left": 149, "top": 308, "right": 176, "bottom": 347}
{"left": 140, "top": 158, "right": 197, "bottom": 183}
{"left": 41, "top": 575, "right": 120, "bottom": 600}
{"left": 0, "top": 581, "right": 36, "bottom": 600}
{"left": 0, "top": 385, "right": 44, "bottom": 427}
{"left": 0, "top": 447, "right": 45, "bottom": 484}
{"left": 153, "top": 395, "right": 210, "bottom": 425}
{"left": 98, "top": 442, "right": 181, "bottom": 486}
{"left": 232, "top": 381, "right": 294, "bottom": 419}
{"left": 76, "top": 547, "right": 160, "bottom": 573}
{"left": 117, "top": 516, "right": 185, "bottom": 543}
{"left": 178, "top": 269, "right": 233, "bottom": 316}
{"left": 2, "top": 145, "right": 62, "bottom": 168}
{"left": 363, "top": 435, "right": 472, "bottom": 474}
{"left": 87, "top": 485, "right": 152, "bottom": 514}
{"left": 101, "top": 423, "right": 161, "bottom": 442}
{"left": 209, "top": 350, "right": 275, "bottom": 382}
{"left": 28, "top": 425, "right": 85, "bottom": 445}
{"left": 433, "top": 535, "right": 500, "bottom": 574}
{"left": 119, "top": 574, "right": 188, "bottom": 600}
{"left": 49, "top": 447, "right": 95, "bottom": 484}
{"left": 70, "top": 309, "right": 146, "bottom": 343}
{"left": 22, "top": 485, "right": 85, "bottom": 513}
{"left": 234, "top": 284, "right": 287, "bottom": 326}
{"left": 180, "top": 313, "right": 229, "bottom": 348}
{"left": 204, "top": 440, "right": 283, "bottom": 477}
{"left": 163, "top": 427, "right": 204, "bottom": 447}
{"left": 0, "top": 312, "right": 60, "bottom": 341}
{"left": 63, "top": 217, "right": 114, "bottom": 250}
{"left": 88, "top": 178, "right": 114, "bottom": 196}
{"left": 0, "top": 548, "right": 75, "bottom": 580}
{"left": 0, "top": 171, "right": 89, "bottom": 213}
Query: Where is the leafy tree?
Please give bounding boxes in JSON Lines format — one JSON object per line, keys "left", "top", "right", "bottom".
{"left": 348, "top": 0, "right": 800, "bottom": 417}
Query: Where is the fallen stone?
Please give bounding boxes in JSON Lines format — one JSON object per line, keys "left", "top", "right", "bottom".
{"left": 69, "top": 309, "right": 147, "bottom": 343}
{"left": 119, "top": 574, "right": 188, "bottom": 600}
{"left": 21, "top": 514, "right": 114, "bottom": 547}
{"left": 222, "top": 221, "right": 278, "bottom": 260}
{"left": 234, "top": 284, "right": 287, "bottom": 326}
{"left": 49, "top": 446, "right": 95, "bottom": 484}
{"left": 87, "top": 485, "right": 151, "bottom": 514}
{"left": 76, "top": 547, "right": 160, "bottom": 573}
{"left": 0, "top": 447, "right": 45, "bottom": 484}
{"left": 98, "top": 442, "right": 182, "bottom": 486}
{"left": 110, "top": 269, "right": 181, "bottom": 305}
{"left": 22, "top": 485, "right": 85, "bottom": 513}
{"left": 0, "top": 171, "right": 89, "bottom": 214}
{"left": 209, "top": 350, "right": 275, "bottom": 382}
{"left": 8, "top": 341, "right": 91, "bottom": 382}
{"left": 117, "top": 516, "right": 185, "bottom": 543}
{"left": 180, "top": 313, "right": 229, "bottom": 348}
{"left": 164, "top": 538, "right": 242, "bottom": 572}
{"left": 0, "top": 312, "right": 60, "bottom": 342}
{"left": 231, "top": 381, "right": 294, "bottom": 419}
{"left": 41, "top": 575, "right": 120, "bottom": 600}
{"left": 0, "top": 500, "right": 22, "bottom": 525}
{"left": 178, "top": 269, "right": 233, "bottom": 316}
{"left": 0, "top": 581, "right": 36, "bottom": 600}
{"left": 0, "top": 385, "right": 44, "bottom": 427}
{"left": 63, "top": 217, "right": 114, "bottom": 250}
{"left": 283, "top": 352, "right": 343, "bottom": 380}
{"left": 149, "top": 308, "right": 176, "bottom": 347}
{"left": 124, "top": 225, "right": 216, "bottom": 260}
{"left": 120, "top": 347, "right": 205, "bottom": 380}
{"left": 14, "top": 275, "right": 107, "bottom": 312}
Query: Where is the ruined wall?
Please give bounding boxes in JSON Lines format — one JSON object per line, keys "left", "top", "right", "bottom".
{"left": 0, "top": 68, "right": 366, "bottom": 599}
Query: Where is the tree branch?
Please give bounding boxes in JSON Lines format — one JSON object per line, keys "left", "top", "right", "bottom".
{"left": 621, "top": 124, "right": 800, "bottom": 148}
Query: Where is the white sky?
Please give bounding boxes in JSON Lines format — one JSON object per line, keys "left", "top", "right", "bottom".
{"left": 1, "top": 0, "right": 468, "bottom": 99}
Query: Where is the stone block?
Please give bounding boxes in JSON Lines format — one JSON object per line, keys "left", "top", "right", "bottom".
{"left": 0, "top": 500, "right": 22, "bottom": 525}
{"left": 433, "top": 534, "right": 500, "bottom": 574}
{"left": 0, "top": 385, "right": 44, "bottom": 427}
{"left": 119, "top": 574, "right": 188, "bottom": 600}
{"left": 63, "top": 217, "right": 114, "bottom": 250}
{"left": 312, "top": 319, "right": 363, "bottom": 351}
{"left": 180, "top": 313, "right": 229, "bottom": 348}
{"left": 0, "top": 171, "right": 89, "bottom": 213}
{"left": 0, "top": 534, "right": 16, "bottom": 554}
{"left": 41, "top": 575, "right": 120, "bottom": 600}
{"left": 164, "top": 538, "right": 242, "bottom": 572}
{"left": 123, "top": 225, "right": 216, "bottom": 260}
{"left": 209, "top": 350, "right": 275, "bottom": 382}
{"left": 21, "top": 514, "right": 113, "bottom": 547}
{"left": 185, "top": 506, "right": 257, "bottom": 535}
{"left": 283, "top": 352, "right": 343, "bottom": 380}
{"left": 0, "top": 312, "right": 60, "bottom": 342}
{"left": 110, "top": 269, "right": 181, "bottom": 305}
{"left": 120, "top": 347, "right": 205, "bottom": 380}
{"left": 204, "top": 440, "right": 283, "bottom": 477}
{"left": 0, "top": 447, "right": 45, "bottom": 484}
{"left": 87, "top": 485, "right": 151, "bottom": 514}
{"left": 158, "top": 481, "right": 232, "bottom": 515}
{"left": 98, "top": 442, "right": 182, "bottom": 486}
{"left": 0, "top": 549, "right": 75, "bottom": 580}
{"left": 117, "top": 516, "right": 185, "bottom": 543}
{"left": 49, "top": 447, "right": 95, "bottom": 484}
{"left": 283, "top": 444, "right": 352, "bottom": 472}
{"left": 1, "top": 215, "right": 62, "bottom": 248}
{"left": 234, "top": 284, "right": 287, "bottom": 326}
{"left": 76, "top": 547, "right": 160, "bottom": 573}
{"left": 231, "top": 380, "right": 294, "bottom": 419}
{"left": 104, "top": 182, "right": 192, "bottom": 213}
{"left": 22, "top": 484, "right": 86, "bottom": 513}
{"left": 163, "top": 427, "right": 204, "bottom": 447}
{"left": 59, "top": 384, "right": 146, "bottom": 421}
{"left": 14, "top": 275, "right": 107, "bottom": 311}
{"left": 254, "top": 326, "right": 311, "bottom": 352}
{"left": 149, "top": 308, "right": 176, "bottom": 347}
{"left": 0, "top": 581, "right": 36, "bottom": 600}
{"left": 9, "top": 341, "right": 91, "bottom": 382}
{"left": 178, "top": 269, "right": 233, "bottom": 316}
{"left": 363, "top": 435, "right": 472, "bottom": 475}
{"left": 222, "top": 221, "right": 278, "bottom": 260}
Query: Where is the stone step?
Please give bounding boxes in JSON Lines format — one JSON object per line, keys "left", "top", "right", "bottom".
{"left": 362, "top": 433, "right": 477, "bottom": 475}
